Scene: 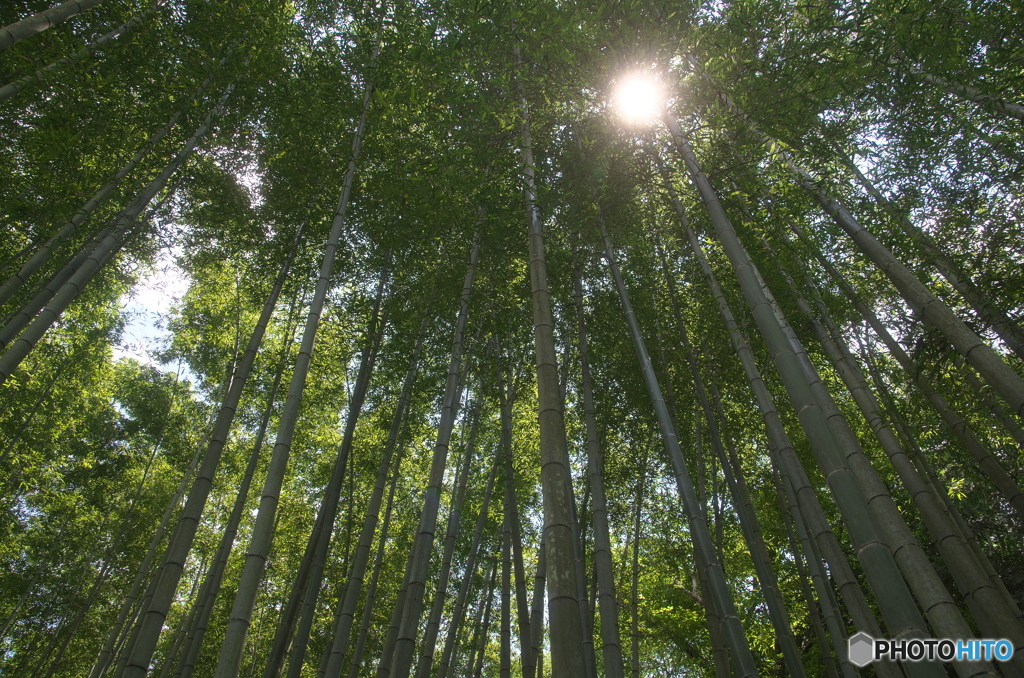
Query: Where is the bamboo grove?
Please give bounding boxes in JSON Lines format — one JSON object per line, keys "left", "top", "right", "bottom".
{"left": 1, "top": 0, "right": 1022, "bottom": 675}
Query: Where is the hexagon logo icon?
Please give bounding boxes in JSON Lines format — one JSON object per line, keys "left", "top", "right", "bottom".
{"left": 848, "top": 632, "right": 875, "bottom": 667}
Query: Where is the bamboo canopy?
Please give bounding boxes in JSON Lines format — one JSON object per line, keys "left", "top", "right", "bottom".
{"left": 1, "top": 0, "right": 1023, "bottom": 676}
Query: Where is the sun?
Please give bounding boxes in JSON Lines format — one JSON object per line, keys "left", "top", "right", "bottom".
{"left": 612, "top": 73, "right": 665, "bottom": 125}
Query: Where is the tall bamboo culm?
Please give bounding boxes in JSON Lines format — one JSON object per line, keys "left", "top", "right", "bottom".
{"left": 0, "top": 0, "right": 108, "bottom": 52}
{"left": 514, "top": 40, "right": 586, "bottom": 677}
{"left": 320, "top": 310, "right": 432, "bottom": 678}
{"left": 0, "top": 80, "right": 235, "bottom": 387}
{"left": 211, "top": 37, "right": 379, "bottom": 677}
{"left": 385, "top": 232, "right": 479, "bottom": 678}
{"left": 660, "top": 124, "right": 938, "bottom": 678}
{"left": 599, "top": 218, "right": 760, "bottom": 677}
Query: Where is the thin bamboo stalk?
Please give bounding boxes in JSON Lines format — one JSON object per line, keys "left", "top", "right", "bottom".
{"left": 321, "top": 309, "right": 432, "bottom": 678}
{"left": 0, "top": 1, "right": 165, "bottom": 103}
{"left": 387, "top": 232, "right": 479, "bottom": 678}
{"left": 211, "top": 40, "right": 378, "bottom": 675}
{"left": 600, "top": 214, "right": 759, "bottom": 676}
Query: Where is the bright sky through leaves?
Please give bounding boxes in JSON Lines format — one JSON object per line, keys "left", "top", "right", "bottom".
{"left": 613, "top": 73, "right": 665, "bottom": 125}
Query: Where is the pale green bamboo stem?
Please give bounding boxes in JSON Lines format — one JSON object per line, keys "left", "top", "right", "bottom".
{"left": 0, "top": 0, "right": 107, "bottom": 52}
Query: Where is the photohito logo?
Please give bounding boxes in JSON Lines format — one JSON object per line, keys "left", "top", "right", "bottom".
{"left": 848, "top": 633, "right": 1015, "bottom": 667}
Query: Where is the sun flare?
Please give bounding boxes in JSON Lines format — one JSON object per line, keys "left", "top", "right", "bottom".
{"left": 613, "top": 73, "right": 665, "bottom": 125}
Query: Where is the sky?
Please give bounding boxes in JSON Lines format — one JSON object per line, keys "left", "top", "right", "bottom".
{"left": 113, "top": 245, "right": 190, "bottom": 372}
{"left": 112, "top": 155, "right": 263, "bottom": 386}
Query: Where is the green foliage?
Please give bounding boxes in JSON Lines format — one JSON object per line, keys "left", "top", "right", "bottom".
{"left": 1, "top": 0, "right": 1023, "bottom": 674}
